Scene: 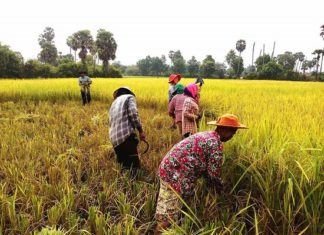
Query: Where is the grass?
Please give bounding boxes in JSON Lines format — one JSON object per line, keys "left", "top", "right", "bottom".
{"left": 0, "top": 78, "right": 323, "bottom": 234}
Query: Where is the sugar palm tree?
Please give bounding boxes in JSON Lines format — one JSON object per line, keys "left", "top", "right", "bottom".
{"left": 312, "top": 49, "right": 322, "bottom": 80}
{"left": 235, "top": 39, "right": 246, "bottom": 77}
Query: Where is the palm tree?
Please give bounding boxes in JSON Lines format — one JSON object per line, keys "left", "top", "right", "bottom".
{"left": 95, "top": 29, "right": 117, "bottom": 75}
{"left": 235, "top": 39, "right": 246, "bottom": 77}
{"left": 312, "top": 49, "right": 322, "bottom": 80}
{"left": 236, "top": 39, "right": 246, "bottom": 57}
{"left": 66, "top": 36, "right": 79, "bottom": 62}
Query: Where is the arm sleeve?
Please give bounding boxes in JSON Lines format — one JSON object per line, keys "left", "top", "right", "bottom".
{"left": 168, "top": 98, "right": 176, "bottom": 117}
{"left": 183, "top": 99, "right": 198, "bottom": 120}
{"left": 127, "top": 96, "right": 143, "bottom": 132}
{"left": 206, "top": 142, "right": 223, "bottom": 184}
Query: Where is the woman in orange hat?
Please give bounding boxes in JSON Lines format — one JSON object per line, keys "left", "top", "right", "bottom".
{"left": 154, "top": 114, "right": 247, "bottom": 234}
{"left": 168, "top": 74, "right": 182, "bottom": 129}
{"left": 168, "top": 74, "right": 182, "bottom": 102}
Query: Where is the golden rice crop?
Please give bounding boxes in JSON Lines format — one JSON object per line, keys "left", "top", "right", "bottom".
{"left": 0, "top": 78, "right": 323, "bottom": 234}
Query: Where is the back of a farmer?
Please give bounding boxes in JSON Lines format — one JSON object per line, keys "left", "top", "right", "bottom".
{"left": 109, "top": 87, "right": 146, "bottom": 179}
{"left": 154, "top": 114, "right": 247, "bottom": 234}
{"left": 78, "top": 71, "right": 92, "bottom": 105}
{"left": 182, "top": 83, "right": 200, "bottom": 138}
{"left": 168, "top": 84, "right": 186, "bottom": 135}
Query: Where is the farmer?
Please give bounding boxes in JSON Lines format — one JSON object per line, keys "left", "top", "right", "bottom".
{"left": 78, "top": 71, "right": 92, "bottom": 105}
{"left": 154, "top": 114, "right": 248, "bottom": 233}
{"left": 168, "top": 84, "right": 186, "bottom": 135}
{"left": 168, "top": 74, "right": 182, "bottom": 130}
{"left": 108, "top": 87, "right": 146, "bottom": 179}
{"left": 182, "top": 83, "right": 200, "bottom": 138}
{"left": 168, "top": 74, "right": 182, "bottom": 102}
{"left": 195, "top": 76, "right": 204, "bottom": 87}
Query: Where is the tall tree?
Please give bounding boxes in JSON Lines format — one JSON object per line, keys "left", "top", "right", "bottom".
{"left": 235, "top": 40, "right": 246, "bottom": 77}
{"left": 312, "top": 49, "right": 322, "bottom": 80}
{"left": 169, "top": 50, "right": 186, "bottom": 74}
{"left": 236, "top": 39, "right": 246, "bottom": 57}
{"left": 66, "top": 36, "right": 79, "bottom": 62}
{"left": 137, "top": 56, "right": 152, "bottom": 76}
{"left": 251, "top": 42, "right": 255, "bottom": 71}
{"left": 277, "top": 51, "right": 296, "bottom": 71}
{"left": 187, "top": 56, "right": 200, "bottom": 77}
{"left": 38, "top": 27, "right": 57, "bottom": 65}
{"left": 72, "top": 30, "right": 94, "bottom": 66}
{"left": 95, "top": 29, "right": 117, "bottom": 75}
{"left": 301, "top": 60, "right": 309, "bottom": 74}
{"left": 255, "top": 54, "right": 271, "bottom": 71}
{"left": 0, "top": 43, "right": 23, "bottom": 78}
{"left": 200, "top": 55, "right": 216, "bottom": 77}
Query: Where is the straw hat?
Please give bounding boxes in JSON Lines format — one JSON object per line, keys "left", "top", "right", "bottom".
{"left": 207, "top": 114, "right": 248, "bottom": 129}
{"left": 168, "top": 74, "right": 182, "bottom": 83}
{"left": 113, "top": 87, "right": 135, "bottom": 99}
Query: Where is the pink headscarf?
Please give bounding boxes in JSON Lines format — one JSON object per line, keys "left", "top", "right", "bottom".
{"left": 184, "top": 83, "right": 199, "bottom": 102}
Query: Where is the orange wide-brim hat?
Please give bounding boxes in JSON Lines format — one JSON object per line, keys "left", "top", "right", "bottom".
{"left": 168, "top": 74, "right": 182, "bottom": 83}
{"left": 207, "top": 114, "right": 248, "bottom": 129}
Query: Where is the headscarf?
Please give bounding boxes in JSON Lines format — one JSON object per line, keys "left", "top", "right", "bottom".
{"left": 172, "top": 84, "right": 185, "bottom": 95}
{"left": 184, "top": 83, "right": 199, "bottom": 102}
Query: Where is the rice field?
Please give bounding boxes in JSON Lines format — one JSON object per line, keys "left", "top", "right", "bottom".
{"left": 0, "top": 78, "right": 323, "bottom": 234}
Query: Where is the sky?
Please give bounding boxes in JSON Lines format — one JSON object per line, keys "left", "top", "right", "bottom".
{"left": 0, "top": 0, "right": 323, "bottom": 66}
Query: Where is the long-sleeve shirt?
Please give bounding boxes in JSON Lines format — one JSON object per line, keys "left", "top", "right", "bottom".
{"left": 159, "top": 131, "right": 223, "bottom": 197}
{"left": 168, "top": 94, "right": 187, "bottom": 123}
{"left": 182, "top": 97, "right": 199, "bottom": 135}
{"left": 168, "top": 84, "right": 176, "bottom": 102}
{"left": 109, "top": 94, "right": 143, "bottom": 147}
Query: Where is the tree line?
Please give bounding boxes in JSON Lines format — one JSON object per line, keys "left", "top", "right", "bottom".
{"left": 0, "top": 27, "right": 121, "bottom": 78}
{"left": 0, "top": 25, "right": 323, "bottom": 80}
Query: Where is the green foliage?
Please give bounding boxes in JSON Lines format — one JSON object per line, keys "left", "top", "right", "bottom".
{"left": 258, "top": 61, "right": 284, "bottom": 79}
{"left": 57, "top": 62, "right": 83, "bottom": 77}
{"left": 169, "top": 50, "right": 186, "bottom": 74}
{"left": 0, "top": 43, "right": 23, "bottom": 78}
{"left": 125, "top": 65, "right": 140, "bottom": 76}
{"left": 136, "top": 55, "right": 168, "bottom": 76}
{"left": 200, "top": 55, "right": 216, "bottom": 77}
{"left": 187, "top": 56, "right": 200, "bottom": 77}
{"left": 95, "top": 29, "right": 117, "bottom": 75}
{"left": 255, "top": 54, "right": 271, "bottom": 71}
{"left": 277, "top": 51, "right": 296, "bottom": 71}
{"left": 244, "top": 72, "right": 258, "bottom": 80}
{"left": 38, "top": 27, "right": 58, "bottom": 65}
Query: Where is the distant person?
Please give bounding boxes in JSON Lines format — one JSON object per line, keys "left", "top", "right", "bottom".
{"left": 168, "top": 84, "right": 186, "bottom": 135}
{"left": 182, "top": 83, "right": 200, "bottom": 138}
{"left": 168, "top": 74, "right": 182, "bottom": 102}
{"left": 195, "top": 76, "right": 204, "bottom": 87}
{"left": 168, "top": 74, "right": 182, "bottom": 130}
{"left": 78, "top": 71, "right": 92, "bottom": 105}
{"left": 154, "top": 114, "right": 248, "bottom": 234}
{"left": 109, "top": 87, "right": 146, "bottom": 179}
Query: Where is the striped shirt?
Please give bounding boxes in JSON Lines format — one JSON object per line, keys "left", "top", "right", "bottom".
{"left": 168, "top": 94, "right": 187, "bottom": 123}
{"left": 109, "top": 95, "right": 143, "bottom": 147}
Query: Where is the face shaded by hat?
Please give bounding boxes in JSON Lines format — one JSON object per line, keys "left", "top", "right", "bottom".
{"left": 208, "top": 114, "right": 247, "bottom": 142}
{"left": 207, "top": 114, "right": 248, "bottom": 129}
{"left": 172, "top": 84, "right": 185, "bottom": 95}
{"left": 113, "top": 87, "right": 135, "bottom": 99}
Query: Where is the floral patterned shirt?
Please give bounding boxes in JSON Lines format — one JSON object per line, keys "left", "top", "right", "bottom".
{"left": 159, "top": 131, "right": 223, "bottom": 197}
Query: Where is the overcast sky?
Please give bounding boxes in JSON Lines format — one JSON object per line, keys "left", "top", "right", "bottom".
{"left": 1, "top": 0, "right": 323, "bottom": 66}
